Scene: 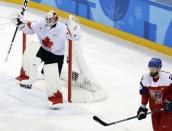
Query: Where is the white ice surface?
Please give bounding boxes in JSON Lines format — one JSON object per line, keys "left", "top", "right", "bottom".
{"left": 0, "top": 1, "right": 172, "bottom": 131}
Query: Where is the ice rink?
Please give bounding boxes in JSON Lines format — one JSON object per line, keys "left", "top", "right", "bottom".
{"left": 0, "top": 1, "right": 172, "bottom": 131}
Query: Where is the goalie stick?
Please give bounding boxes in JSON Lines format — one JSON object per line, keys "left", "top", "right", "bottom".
{"left": 93, "top": 112, "right": 152, "bottom": 126}
{"left": 5, "top": 0, "right": 30, "bottom": 62}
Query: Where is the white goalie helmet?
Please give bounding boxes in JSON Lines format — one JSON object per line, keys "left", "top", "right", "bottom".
{"left": 45, "top": 10, "right": 58, "bottom": 28}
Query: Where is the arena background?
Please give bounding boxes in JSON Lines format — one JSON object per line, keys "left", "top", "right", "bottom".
{"left": 1, "top": 0, "right": 172, "bottom": 56}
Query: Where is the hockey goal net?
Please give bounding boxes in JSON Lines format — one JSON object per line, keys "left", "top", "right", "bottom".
{"left": 17, "top": 17, "right": 107, "bottom": 103}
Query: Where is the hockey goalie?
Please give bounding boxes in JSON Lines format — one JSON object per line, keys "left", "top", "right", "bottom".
{"left": 12, "top": 11, "right": 107, "bottom": 107}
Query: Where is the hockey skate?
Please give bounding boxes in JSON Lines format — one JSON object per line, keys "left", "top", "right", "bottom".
{"left": 48, "top": 90, "right": 63, "bottom": 108}
{"left": 20, "top": 79, "right": 33, "bottom": 89}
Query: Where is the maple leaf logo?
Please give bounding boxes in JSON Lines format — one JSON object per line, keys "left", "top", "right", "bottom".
{"left": 48, "top": 91, "right": 63, "bottom": 105}
{"left": 42, "top": 36, "right": 53, "bottom": 48}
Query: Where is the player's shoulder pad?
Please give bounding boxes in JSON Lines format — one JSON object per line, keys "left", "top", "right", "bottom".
{"left": 140, "top": 73, "right": 151, "bottom": 86}
{"left": 141, "top": 73, "right": 149, "bottom": 81}
{"left": 161, "top": 71, "right": 172, "bottom": 81}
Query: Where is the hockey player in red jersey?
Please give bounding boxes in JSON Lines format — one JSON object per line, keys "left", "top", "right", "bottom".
{"left": 11, "top": 11, "right": 81, "bottom": 108}
{"left": 137, "top": 58, "right": 172, "bottom": 131}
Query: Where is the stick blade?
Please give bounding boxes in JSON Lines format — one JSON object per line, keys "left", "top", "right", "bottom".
{"left": 93, "top": 116, "right": 108, "bottom": 126}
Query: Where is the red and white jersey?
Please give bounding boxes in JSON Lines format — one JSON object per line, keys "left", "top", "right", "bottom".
{"left": 139, "top": 71, "right": 172, "bottom": 111}
{"left": 22, "top": 20, "right": 68, "bottom": 55}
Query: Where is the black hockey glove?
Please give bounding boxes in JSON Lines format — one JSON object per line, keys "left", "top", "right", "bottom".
{"left": 137, "top": 106, "right": 148, "bottom": 120}
{"left": 163, "top": 101, "right": 172, "bottom": 112}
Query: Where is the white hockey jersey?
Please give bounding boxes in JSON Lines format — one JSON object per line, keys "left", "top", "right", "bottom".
{"left": 22, "top": 20, "right": 68, "bottom": 55}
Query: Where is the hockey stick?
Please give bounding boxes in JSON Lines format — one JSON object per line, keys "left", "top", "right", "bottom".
{"left": 93, "top": 112, "right": 152, "bottom": 126}
{"left": 5, "top": 0, "right": 30, "bottom": 62}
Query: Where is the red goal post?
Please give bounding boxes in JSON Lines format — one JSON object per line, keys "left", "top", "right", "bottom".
{"left": 16, "top": 33, "right": 29, "bottom": 81}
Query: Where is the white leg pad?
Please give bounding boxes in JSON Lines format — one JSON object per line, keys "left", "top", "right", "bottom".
{"left": 29, "top": 57, "right": 41, "bottom": 81}
{"left": 22, "top": 41, "right": 41, "bottom": 77}
{"left": 20, "top": 57, "right": 41, "bottom": 87}
{"left": 43, "top": 63, "right": 61, "bottom": 97}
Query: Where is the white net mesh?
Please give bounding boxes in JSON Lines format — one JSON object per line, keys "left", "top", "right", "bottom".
{"left": 60, "top": 39, "right": 107, "bottom": 102}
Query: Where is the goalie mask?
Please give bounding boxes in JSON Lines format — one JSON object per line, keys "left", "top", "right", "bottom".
{"left": 45, "top": 11, "right": 58, "bottom": 28}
